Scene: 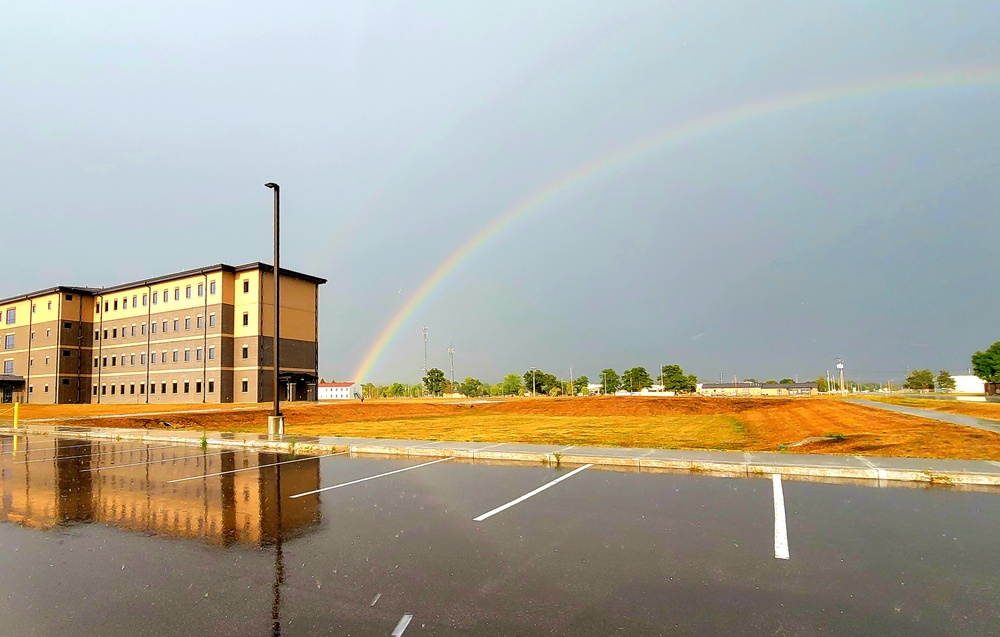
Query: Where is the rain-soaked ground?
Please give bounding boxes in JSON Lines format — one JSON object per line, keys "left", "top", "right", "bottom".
{"left": 2, "top": 433, "right": 999, "bottom": 636}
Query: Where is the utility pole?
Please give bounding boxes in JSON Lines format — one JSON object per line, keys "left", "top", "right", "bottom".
{"left": 569, "top": 367, "right": 573, "bottom": 396}
{"left": 531, "top": 366, "right": 538, "bottom": 397}
{"left": 837, "top": 358, "right": 845, "bottom": 396}
{"left": 448, "top": 342, "right": 455, "bottom": 391}
{"left": 264, "top": 183, "right": 283, "bottom": 437}
{"left": 421, "top": 327, "right": 428, "bottom": 396}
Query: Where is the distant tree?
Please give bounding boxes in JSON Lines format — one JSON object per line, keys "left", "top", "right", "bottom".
{"left": 936, "top": 370, "right": 956, "bottom": 392}
{"left": 460, "top": 376, "right": 483, "bottom": 397}
{"left": 385, "top": 382, "right": 406, "bottom": 398}
{"left": 573, "top": 375, "right": 590, "bottom": 395}
{"left": 742, "top": 378, "right": 759, "bottom": 384}
{"left": 600, "top": 368, "right": 621, "bottom": 394}
{"left": 423, "top": 368, "right": 447, "bottom": 396}
{"left": 500, "top": 373, "right": 523, "bottom": 396}
{"left": 621, "top": 367, "right": 653, "bottom": 392}
{"left": 779, "top": 378, "right": 796, "bottom": 384}
{"left": 815, "top": 376, "right": 829, "bottom": 393}
{"left": 972, "top": 342, "right": 1000, "bottom": 383}
{"left": 659, "top": 364, "right": 697, "bottom": 393}
{"left": 523, "top": 369, "right": 558, "bottom": 395}
{"left": 904, "top": 369, "right": 935, "bottom": 391}
{"left": 764, "top": 379, "right": 779, "bottom": 384}
{"left": 362, "top": 382, "right": 378, "bottom": 399}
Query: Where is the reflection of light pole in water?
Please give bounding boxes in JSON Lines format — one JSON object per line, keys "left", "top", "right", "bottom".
{"left": 271, "top": 464, "right": 284, "bottom": 637}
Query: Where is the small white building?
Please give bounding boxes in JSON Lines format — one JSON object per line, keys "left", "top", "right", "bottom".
{"left": 952, "top": 375, "right": 986, "bottom": 394}
{"left": 318, "top": 381, "right": 360, "bottom": 400}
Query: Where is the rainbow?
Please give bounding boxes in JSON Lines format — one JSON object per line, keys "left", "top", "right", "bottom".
{"left": 352, "top": 67, "right": 1000, "bottom": 382}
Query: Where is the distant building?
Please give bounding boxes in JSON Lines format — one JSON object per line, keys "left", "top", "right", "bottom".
{"left": 0, "top": 262, "right": 326, "bottom": 405}
{"left": 952, "top": 375, "right": 986, "bottom": 394}
{"left": 318, "top": 381, "right": 360, "bottom": 400}
{"left": 698, "top": 382, "right": 817, "bottom": 397}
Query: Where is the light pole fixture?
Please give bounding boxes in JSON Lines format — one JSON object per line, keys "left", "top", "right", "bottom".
{"left": 265, "top": 182, "right": 283, "bottom": 437}
{"left": 530, "top": 366, "right": 538, "bottom": 397}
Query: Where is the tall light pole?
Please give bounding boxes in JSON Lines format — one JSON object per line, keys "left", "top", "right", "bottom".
{"left": 448, "top": 342, "right": 455, "bottom": 390}
{"left": 530, "top": 366, "right": 537, "bottom": 397}
{"left": 837, "top": 358, "right": 846, "bottom": 396}
{"left": 264, "top": 183, "right": 283, "bottom": 436}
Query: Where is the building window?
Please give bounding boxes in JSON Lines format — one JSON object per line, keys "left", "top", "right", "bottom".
{"left": 65, "top": 294, "right": 73, "bottom": 301}
{"left": 47, "top": 301, "right": 52, "bottom": 310}
{"left": 102, "top": 357, "right": 108, "bottom": 367}
{"left": 172, "top": 351, "right": 178, "bottom": 363}
{"left": 196, "top": 316, "right": 203, "bottom": 328}
{"left": 103, "top": 329, "right": 108, "bottom": 339}
{"left": 149, "top": 383, "right": 155, "bottom": 395}
{"left": 113, "top": 300, "right": 118, "bottom": 311}
{"left": 208, "top": 380, "right": 215, "bottom": 393}
{"left": 184, "top": 317, "right": 191, "bottom": 330}
{"left": 162, "top": 289, "right": 168, "bottom": 303}
{"left": 174, "top": 288, "right": 180, "bottom": 301}
{"left": 129, "top": 384, "right": 135, "bottom": 395}
{"left": 2, "top": 360, "right": 12, "bottom": 374}
{"left": 93, "top": 385, "right": 98, "bottom": 396}
{"left": 139, "top": 383, "right": 145, "bottom": 395}
{"left": 123, "top": 297, "right": 128, "bottom": 309}
{"left": 44, "top": 356, "right": 49, "bottom": 365}
{"left": 3, "top": 335, "right": 13, "bottom": 350}
{"left": 151, "top": 323, "right": 157, "bottom": 334}
{"left": 208, "top": 346, "right": 215, "bottom": 360}
{"left": 162, "top": 351, "right": 167, "bottom": 363}
{"left": 120, "top": 384, "right": 124, "bottom": 395}
{"left": 243, "top": 280, "right": 250, "bottom": 294}
{"left": 210, "top": 281, "right": 216, "bottom": 295}
{"left": 132, "top": 295, "right": 138, "bottom": 307}
{"left": 62, "top": 349, "right": 70, "bottom": 357}
{"left": 242, "top": 345, "right": 249, "bottom": 360}
{"left": 161, "top": 382, "right": 167, "bottom": 394}
{"left": 31, "top": 331, "right": 35, "bottom": 341}
{"left": 130, "top": 354, "right": 135, "bottom": 366}
{"left": 31, "top": 304, "right": 36, "bottom": 314}
{"left": 183, "top": 350, "right": 190, "bottom": 362}
{"left": 141, "top": 323, "right": 147, "bottom": 335}
{"left": 172, "top": 319, "right": 178, "bottom": 331}
{"left": 5, "top": 308, "right": 15, "bottom": 324}
{"left": 45, "top": 328, "right": 50, "bottom": 338}
{"left": 43, "top": 384, "right": 49, "bottom": 393}
{"left": 241, "top": 379, "right": 248, "bottom": 393}
{"left": 153, "top": 291, "right": 158, "bottom": 304}
{"left": 197, "top": 283, "right": 204, "bottom": 297}
{"left": 101, "top": 385, "right": 107, "bottom": 395}
{"left": 110, "top": 356, "right": 116, "bottom": 367}
{"left": 209, "top": 314, "right": 216, "bottom": 327}
{"left": 196, "top": 348, "right": 202, "bottom": 361}
{"left": 151, "top": 352, "right": 157, "bottom": 364}
{"left": 140, "top": 353, "right": 146, "bottom": 364}
{"left": 185, "top": 285, "right": 192, "bottom": 299}
{"left": 62, "top": 378, "right": 70, "bottom": 385}
{"left": 131, "top": 325, "right": 136, "bottom": 337}
{"left": 104, "top": 302, "right": 109, "bottom": 312}
{"left": 29, "top": 358, "right": 34, "bottom": 367}
{"left": 95, "top": 329, "right": 99, "bottom": 340}
{"left": 172, "top": 381, "right": 178, "bottom": 394}
{"left": 242, "top": 312, "right": 249, "bottom": 326}
{"left": 93, "top": 357, "right": 98, "bottom": 367}
{"left": 110, "top": 385, "right": 115, "bottom": 395}
{"left": 196, "top": 380, "right": 202, "bottom": 393}
{"left": 112, "top": 328, "right": 117, "bottom": 338}
{"left": 63, "top": 321, "right": 72, "bottom": 329}
{"left": 183, "top": 381, "right": 190, "bottom": 393}
{"left": 162, "top": 320, "right": 168, "bottom": 332}
{"left": 143, "top": 293, "right": 148, "bottom": 306}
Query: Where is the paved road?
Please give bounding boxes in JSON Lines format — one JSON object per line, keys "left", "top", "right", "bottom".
{"left": 1, "top": 433, "right": 999, "bottom": 636}
{"left": 848, "top": 398, "right": 1000, "bottom": 434}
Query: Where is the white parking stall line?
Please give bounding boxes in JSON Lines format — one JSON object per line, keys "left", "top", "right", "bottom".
{"left": 473, "top": 464, "right": 592, "bottom": 522}
{"left": 168, "top": 451, "right": 347, "bottom": 483}
{"left": 772, "top": 474, "right": 790, "bottom": 560}
{"left": 289, "top": 457, "right": 453, "bottom": 499}
{"left": 1, "top": 440, "right": 96, "bottom": 455}
{"left": 81, "top": 449, "right": 230, "bottom": 472}
{"left": 15, "top": 444, "right": 179, "bottom": 465}
{"left": 391, "top": 614, "right": 413, "bottom": 636}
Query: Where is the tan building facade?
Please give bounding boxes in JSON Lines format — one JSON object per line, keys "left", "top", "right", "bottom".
{"left": 0, "top": 262, "right": 325, "bottom": 404}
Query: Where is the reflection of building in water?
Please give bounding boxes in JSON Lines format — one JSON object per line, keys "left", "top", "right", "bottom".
{"left": 0, "top": 436, "right": 320, "bottom": 546}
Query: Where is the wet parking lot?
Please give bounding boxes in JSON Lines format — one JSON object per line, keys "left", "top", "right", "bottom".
{"left": 2, "top": 433, "right": 999, "bottom": 636}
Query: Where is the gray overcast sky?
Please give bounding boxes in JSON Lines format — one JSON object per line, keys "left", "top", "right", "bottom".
{"left": 2, "top": 1, "right": 999, "bottom": 384}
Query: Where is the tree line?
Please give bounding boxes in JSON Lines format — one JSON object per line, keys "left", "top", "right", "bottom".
{"left": 360, "top": 363, "right": 699, "bottom": 398}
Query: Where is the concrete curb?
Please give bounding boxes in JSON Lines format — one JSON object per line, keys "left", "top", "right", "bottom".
{"left": 3, "top": 425, "right": 999, "bottom": 488}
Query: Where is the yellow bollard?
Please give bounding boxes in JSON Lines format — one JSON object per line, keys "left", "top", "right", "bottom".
{"left": 13, "top": 402, "right": 18, "bottom": 428}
